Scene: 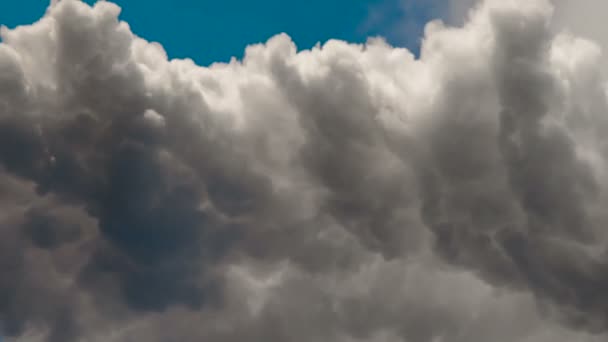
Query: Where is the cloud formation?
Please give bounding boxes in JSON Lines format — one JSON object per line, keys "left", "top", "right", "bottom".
{"left": 1, "top": 0, "right": 608, "bottom": 341}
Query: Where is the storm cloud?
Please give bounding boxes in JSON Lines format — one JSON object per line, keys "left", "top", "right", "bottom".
{"left": 1, "top": 0, "right": 608, "bottom": 341}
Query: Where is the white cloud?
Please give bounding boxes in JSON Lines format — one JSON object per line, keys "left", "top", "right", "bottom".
{"left": 1, "top": 0, "right": 608, "bottom": 341}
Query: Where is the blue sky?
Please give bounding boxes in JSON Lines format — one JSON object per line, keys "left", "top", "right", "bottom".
{"left": 5, "top": 1, "right": 436, "bottom": 340}
{"left": 0, "top": 0, "right": 439, "bottom": 65}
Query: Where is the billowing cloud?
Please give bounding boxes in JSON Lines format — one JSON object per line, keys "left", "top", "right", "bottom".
{"left": 1, "top": 0, "right": 608, "bottom": 341}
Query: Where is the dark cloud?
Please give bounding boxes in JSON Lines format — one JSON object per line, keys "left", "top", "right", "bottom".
{"left": 22, "top": 207, "right": 82, "bottom": 249}
{"left": 418, "top": 2, "right": 608, "bottom": 332}
{"left": 1, "top": 1, "right": 608, "bottom": 341}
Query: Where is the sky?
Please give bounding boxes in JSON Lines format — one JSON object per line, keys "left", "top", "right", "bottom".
{"left": 5, "top": 1, "right": 608, "bottom": 342}
{"left": 0, "top": 0, "right": 440, "bottom": 65}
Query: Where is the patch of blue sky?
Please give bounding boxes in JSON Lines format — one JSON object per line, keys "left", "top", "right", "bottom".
{"left": 0, "top": 0, "right": 442, "bottom": 66}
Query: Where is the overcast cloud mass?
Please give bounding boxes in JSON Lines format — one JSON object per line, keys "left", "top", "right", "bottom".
{"left": 1, "top": 0, "right": 608, "bottom": 341}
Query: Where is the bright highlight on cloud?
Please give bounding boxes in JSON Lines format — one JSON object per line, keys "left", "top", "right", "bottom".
{"left": 1, "top": 0, "right": 608, "bottom": 341}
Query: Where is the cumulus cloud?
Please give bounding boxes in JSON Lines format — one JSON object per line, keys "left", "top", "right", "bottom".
{"left": 1, "top": 0, "right": 608, "bottom": 341}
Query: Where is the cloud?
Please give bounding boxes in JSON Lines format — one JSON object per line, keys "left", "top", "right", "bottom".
{"left": 360, "top": 0, "right": 442, "bottom": 48}
{"left": 1, "top": 0, "right": 608, "bottom": 341}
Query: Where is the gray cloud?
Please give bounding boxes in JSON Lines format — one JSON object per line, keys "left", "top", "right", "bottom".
{"left": 1, "top": 0, "right": 608, "bottom": 341}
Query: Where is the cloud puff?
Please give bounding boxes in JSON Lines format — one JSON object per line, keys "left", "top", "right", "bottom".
{"left": 1, "top": 0, "right": 608, "bottom": 341}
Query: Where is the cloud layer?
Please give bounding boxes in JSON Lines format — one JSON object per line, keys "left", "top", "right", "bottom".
{"left": 1, "top": 0, "right": 608, "bottom": 341}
